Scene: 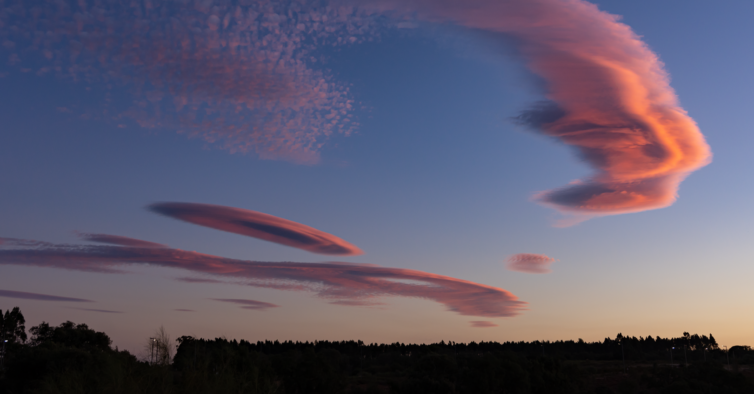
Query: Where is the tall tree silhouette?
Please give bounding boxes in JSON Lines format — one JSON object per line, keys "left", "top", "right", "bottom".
{"left": 0, "top": 307, "right": 26, "bottom": 344}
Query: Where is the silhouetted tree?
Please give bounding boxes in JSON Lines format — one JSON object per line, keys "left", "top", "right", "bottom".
{"left": 0, "top": 307, "right": 26, "bottom": 344}
{"left": 29, "top": 321, "right": 111, "bottom": 350}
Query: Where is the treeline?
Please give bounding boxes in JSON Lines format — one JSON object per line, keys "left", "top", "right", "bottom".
{"left": 1, "top": 306, "right": 754, "bottom": 394}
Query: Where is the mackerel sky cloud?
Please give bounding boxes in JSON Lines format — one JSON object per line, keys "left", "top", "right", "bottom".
{"left": 149, "top": 202, "right": 363, "bottom": 256}
{"left": 0, "top": 0, "right": 372, "bottom": 164}
{"left": 0, "top": 236, "right": 525, "bottom": 318}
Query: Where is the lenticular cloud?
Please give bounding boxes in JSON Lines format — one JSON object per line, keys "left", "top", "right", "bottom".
{"left": 77, "top": 233, "right": 167, "bottom": 249}
{"left": 361, "top": 0, "right": 711, "bottom": 217}
{"left": 506, "top": 253, "right": 556, "bottom": 274}
{"left": 149, "top": 202, "right": 363, "bottom": 256}
{"left": 0, "top": 236, "right": 525, "bottom": 318}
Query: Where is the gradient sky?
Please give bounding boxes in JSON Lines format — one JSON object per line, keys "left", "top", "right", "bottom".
{"left": 1, "top": 0, "right": 753, "bottom": 355}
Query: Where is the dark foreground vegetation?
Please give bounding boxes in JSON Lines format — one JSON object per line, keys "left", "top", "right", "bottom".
{"left": 2, "top": 306, "right": 754, "bottom": 393}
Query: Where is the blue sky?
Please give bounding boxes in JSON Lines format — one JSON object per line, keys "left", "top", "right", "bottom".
{"left": 1, "top": 0, "right": 752, "bottom": 353}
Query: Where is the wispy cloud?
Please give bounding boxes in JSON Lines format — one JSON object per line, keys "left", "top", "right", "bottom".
{"left": 470, "top": 321, "right": 498, "bottom": 328}
{"left": 149, "top": 202, "right": 363, "bottom": 256}
{"left": 0, "top": 236, "right": 525, "bottom": 318}
{"left": 362, "top": 0, "right": 711, "bottom": 220}
{"left": 175, "top": 277, "right": 224, "bottom": 284}
{"left": 211, "top": 298, "right": 279, "bottom": 311}
{"left": 174, "top": 309, "right": 195, "bottom": 312}
{"left": 71, "top": 307, "right": 123, "bottom": 314}
{"left": 505, "top": 253, "right": 556, "bottom": 274}
{"left": 77, "top": 233, "right": 167, "bottom": 249}
{"left": 0, "top": 289, "right": 93, "bottom": 303}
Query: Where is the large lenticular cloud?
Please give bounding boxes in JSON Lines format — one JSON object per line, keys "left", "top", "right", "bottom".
{"left": 359, "top": 0, "right": 711, "bottom": 216}
{"left": 0, "top": 236, "right": 525, "bottom": 317}
{"left": 149, "top": 202, "right": 363, "bottom": 256}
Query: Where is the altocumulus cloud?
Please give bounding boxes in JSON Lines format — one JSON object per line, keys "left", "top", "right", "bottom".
{"left": 0, "top": 0, "right": 377, "bottom": 164}
{"left": 506, "top": 253, "right": 556, "bottom": 274}
{"left": 0, "top": 236, "right": 525, "bottom": 318}
{"left": 149, "top": 202, "right": 363, "bottom": 256}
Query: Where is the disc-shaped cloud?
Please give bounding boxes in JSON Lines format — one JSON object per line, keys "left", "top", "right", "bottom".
{"left": 363, "top": 0, "right": 711, "bottom": 218}
{"left": 0, "top": 236, "right": 525, "bottom": 318}
{"left": 506, "top": 253, "right": 556, "bottom": 274}
{"left": 78, "top": 233, "right": 167, "bottom": 249}
{"left": 0, "top": 289, "right": 92, "bottom": 303}
{"left": 149, "top": 202, "right": 363, "bottom": 256}
{"left": 212, "top": 298, "right": 279, "bottom": 311}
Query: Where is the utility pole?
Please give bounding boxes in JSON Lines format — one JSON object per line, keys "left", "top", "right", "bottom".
{"left": 684, "top": 345, "right": 688, "bottom": 365}
{"left": 670, "top": 347, "right": 674, "bottom": 366}
{"left": 724, "top": 346, "right": 730, "bottom": 367}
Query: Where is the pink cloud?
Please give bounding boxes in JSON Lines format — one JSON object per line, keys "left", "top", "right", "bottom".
{"left": 0, "top": 289, "right": 93, "bottom": 303}
{"left": 506, "top": 253, "right": 556, "bottom": 274}
{"left": 470, "top": 321, "right": 498, "bottom": 328}
{"left": 175, "top": 309, "right": 195, "bottom": 312}
{"left": 0, "top": 236, "right": 525, "bottom": 318}
{"left": 77, "top": 233, "right": 167, "bottom": 249}
{"left": 211, "top": 298, "right": 280, "bottom": 311}
{"left": 0, "top": 0, "right": 375, "bottom": 164}
{"left": 360, "top": 0, "right": 710, "bottom": 220}
{"left": 149, "top": 202, "right": 363, "bottom": 256}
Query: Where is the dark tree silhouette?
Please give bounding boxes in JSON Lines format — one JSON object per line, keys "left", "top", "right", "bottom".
{"left": 0, "top": 307, "right": 27, "bottom": 344}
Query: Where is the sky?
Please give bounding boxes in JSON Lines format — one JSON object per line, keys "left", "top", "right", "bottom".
{"left": 1, "top": 0, "right": 753, "bottom": 355}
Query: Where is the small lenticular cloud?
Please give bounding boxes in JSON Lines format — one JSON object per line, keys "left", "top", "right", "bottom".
{"left": 506, "top": 253, "right": 556, "bottom": 274}
{"left": 211, "top": 298, "right": 280, "bottom": 311}
{"left": 149, "top": 202, "right": 363, "bottom": 256}
{"left": 72, "top": 308, "right": 123, "bottom": 314}
{"left": 470, "top": 321, "right": 498, "bottom": 328}
{"left": 0, "top": 289, "right": 93, "bottom": 303}
{"left": 77, "top": 233, "right": 167, "bottom": 249}
{"left": 175, "top": 277, "right": 223, "bottom": 284}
